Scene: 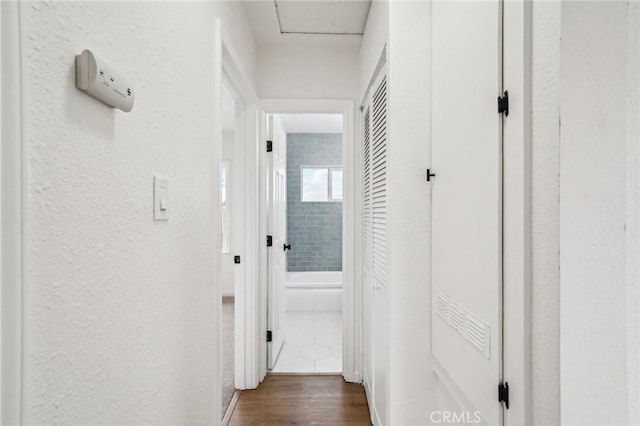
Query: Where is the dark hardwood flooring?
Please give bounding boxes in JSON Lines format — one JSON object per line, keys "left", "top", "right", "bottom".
{"left": 228, "top": 374, "right": 372, "bottom": 425}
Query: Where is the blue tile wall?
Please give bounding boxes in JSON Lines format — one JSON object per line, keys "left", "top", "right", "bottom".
{"left": 287, "top": 133, "right": 343, "bottom": 272}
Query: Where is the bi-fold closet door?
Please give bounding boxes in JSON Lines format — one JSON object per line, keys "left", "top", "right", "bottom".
{"left": 362, "top": 67, "right": 388, "bottom": 426}
{"left": 431, "top": 1, "right": 506, "bottom": 425}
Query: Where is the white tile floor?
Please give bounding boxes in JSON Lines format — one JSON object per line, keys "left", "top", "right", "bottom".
{"left": 271, "top": 312, "right": 342, "bottom": 373}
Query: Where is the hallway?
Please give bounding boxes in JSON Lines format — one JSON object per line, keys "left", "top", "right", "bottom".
{"left": 2, "top": 1, "right": 640, "bottom": 425}
{"left": 228, "top": 375, "right": 370, "bottom": 425}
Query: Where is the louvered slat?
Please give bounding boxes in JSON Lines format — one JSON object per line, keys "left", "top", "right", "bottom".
{"left": 371, "top": 76, "right": 387, "bottom": 288}
{"left": 363, "top": 107, "right": 372, "bottom": 273}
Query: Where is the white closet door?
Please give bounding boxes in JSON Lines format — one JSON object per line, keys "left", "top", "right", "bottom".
{"left": 431, "top": 1, "right": 503, "bottom": 425}
{"left": 362, "top": 105, "right": 374, "bottom": 396}
{"left": 371, "top": 75, "right": 388, "bottom": 291}
{"left": 362, "top": 68, "right": 388, "bottom": 426}
{"left": 371, "top": 71, "right": 388, "bottom": 426}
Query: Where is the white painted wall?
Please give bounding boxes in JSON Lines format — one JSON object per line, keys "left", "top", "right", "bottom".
{"left": 279, "top": 114, "right": 343, "bottom": 134}
{"left": 625, "top": 6, "right": 640, "bottom": 422}
{"left": 560, "top": 2, "right": 640, "bottom": 424}
{"left": 257, "top": 46, "right": 359, "bottom": 99}
{"left": 531, "top": 1, "right": 561, "bottom": 424}
{"left": 18, "top": 1, "right": 255, "bottom": 423}
{"left": 386, "top": 2, "right": 435, "bottom": 424}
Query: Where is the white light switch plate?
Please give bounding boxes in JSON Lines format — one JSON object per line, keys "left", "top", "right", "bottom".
{"left": 154, "top": 175, "right": 169, "bottom": 221}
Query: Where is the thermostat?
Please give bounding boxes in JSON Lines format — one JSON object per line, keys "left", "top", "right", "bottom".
{"left": 75, "top": 49, "right": 135, "bottom": 112}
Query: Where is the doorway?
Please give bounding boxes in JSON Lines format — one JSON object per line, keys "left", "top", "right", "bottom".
{"left": 256, "top": 99, "right": 358, "bottom": 384}
{"left": 266, "top": 113, "right": 344, "bottom": 373}
{"left": 220, "top": 83, "right": 237, "bottom": 419}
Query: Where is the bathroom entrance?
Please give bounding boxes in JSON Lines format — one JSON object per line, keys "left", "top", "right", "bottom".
{"left": 266, "top": 113, "right": 344, "bottom": 374}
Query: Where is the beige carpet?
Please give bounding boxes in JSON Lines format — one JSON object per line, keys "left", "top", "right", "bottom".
{"left": 222, "top": 297, "right": 235, "bottom": 419}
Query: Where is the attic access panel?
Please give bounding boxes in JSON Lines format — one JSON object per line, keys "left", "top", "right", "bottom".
{"left": 275, "top": 0, "right": 371, "bottom": 35}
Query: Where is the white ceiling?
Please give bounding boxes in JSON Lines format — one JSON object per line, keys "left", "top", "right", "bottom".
{"left": 243, "top": 0, "right": 371, "bottom": 47}
{"left": 277, "top": 113, "right": 343, "bottom": 133}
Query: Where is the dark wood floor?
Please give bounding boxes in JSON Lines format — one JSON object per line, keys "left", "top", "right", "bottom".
{"left": 228, "top": 374, "right": 372, "bottom": 426}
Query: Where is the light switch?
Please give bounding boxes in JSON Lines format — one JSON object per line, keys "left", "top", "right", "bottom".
{"left": 154, "top": 175, "right": 169, "bottom": 221}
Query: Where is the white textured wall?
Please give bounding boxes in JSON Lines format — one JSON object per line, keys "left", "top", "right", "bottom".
{"left": 257, "top": 46, "right": 359, "bottom": 99}
{"left": 560, "top": 2, "right": 639, "bottom": 424}
{"left": 531, "top": 1, "right": 561, "bottom": 424}
{"left": 386, "top": 1, "right": 435, "bottom": 424}
{"left": 19, "top": 1, "right": 255, "bottom": 423}
{"left": 624, "top": 5, "right": 640, "bottom": 423}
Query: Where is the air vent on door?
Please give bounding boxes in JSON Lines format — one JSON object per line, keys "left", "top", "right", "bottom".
{"left": 465, "top": 315, "right": 491, "bottom": 358}
{"left": 435, "top": 295, "right": 449, "bottom": 320}
{"left": 434, "top": 293, "right": 491, "bottom": 359}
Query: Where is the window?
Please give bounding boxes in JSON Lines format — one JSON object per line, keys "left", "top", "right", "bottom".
{"left": 331, "top": 169, "right": 343, "bottom": 200}
{"left": 221, "top": 161, "right": 230, "bottom": 253}
{"left": 301, "top": 166, "right": 343, "bottom": 202}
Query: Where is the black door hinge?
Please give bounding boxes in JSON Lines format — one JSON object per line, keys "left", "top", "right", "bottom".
{"left": 267, "top": 140, "right": 273, "bottom": 152}
{"left": 498, "top": 91, "right": 509, "bottom": 116}
{"left": 426, "top": 169, "right": 436, "bottom": 182}
{"left": 498, "top": 382, "right": 509, "bottom": 409}
{"left": 266, "top": 330, "right": 272, "bottom": 342}
{"left": 267, "top": 235, "right": 273, "bottom": 247}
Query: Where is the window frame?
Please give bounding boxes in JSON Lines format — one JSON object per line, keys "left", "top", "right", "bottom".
{"left": 300, "top": 165, "right": 343, "bottom": 203}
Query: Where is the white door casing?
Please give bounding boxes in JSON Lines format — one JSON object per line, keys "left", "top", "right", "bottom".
{"left": 2, "top": 2, "right": 25, "bottom": 423}
{"left": 258, "top": 99, "right": 358, "bottom": 385}
{"left": 266, "top": 115, "right": 287, "bottom": 369}
{"left": 431, "top": 1, "right": 504, "bottom": 425}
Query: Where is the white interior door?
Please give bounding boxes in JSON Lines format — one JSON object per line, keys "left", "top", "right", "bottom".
{"left": 267, "top": 115, "right": 287, "bottom": 369}
{"left": 431, "top": 1, "right": 503, "bottom": 425}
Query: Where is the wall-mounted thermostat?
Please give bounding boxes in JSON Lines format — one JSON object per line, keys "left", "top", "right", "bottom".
{"left": 75, "top": 49, "right": 135, "bottom": 112}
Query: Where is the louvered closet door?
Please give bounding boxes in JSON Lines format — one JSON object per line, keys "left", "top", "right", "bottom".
{"left": 371, "top": 75, "right": 388, "bottom": 291}
{"left": 431, "top": 1, "right": 503, "bottom": 425}
{"left": 362, "top": 105, "right": 373, "bottom": 397}
{"left": 361, "top": 70, "right": 388, "bottom": 426}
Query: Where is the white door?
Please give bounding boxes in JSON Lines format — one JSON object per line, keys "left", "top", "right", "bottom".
{"left": 432, "top": 1, "right": 504, "bottom": 425}
{"left": 267, "top": 115, "right": 287, "bottom": 369}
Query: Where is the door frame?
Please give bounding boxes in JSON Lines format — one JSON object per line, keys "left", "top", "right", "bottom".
{"left": 255, "top": 99, "right": 358, "bottom": 383}
{"left": 216, "top": 20, "right": 260, "bottom": 396}
{"left": 502, "top": 1, "right": 533, "bottom": 424}
{"left": 1, "top": 2, "right": 25, "bottom": 423}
